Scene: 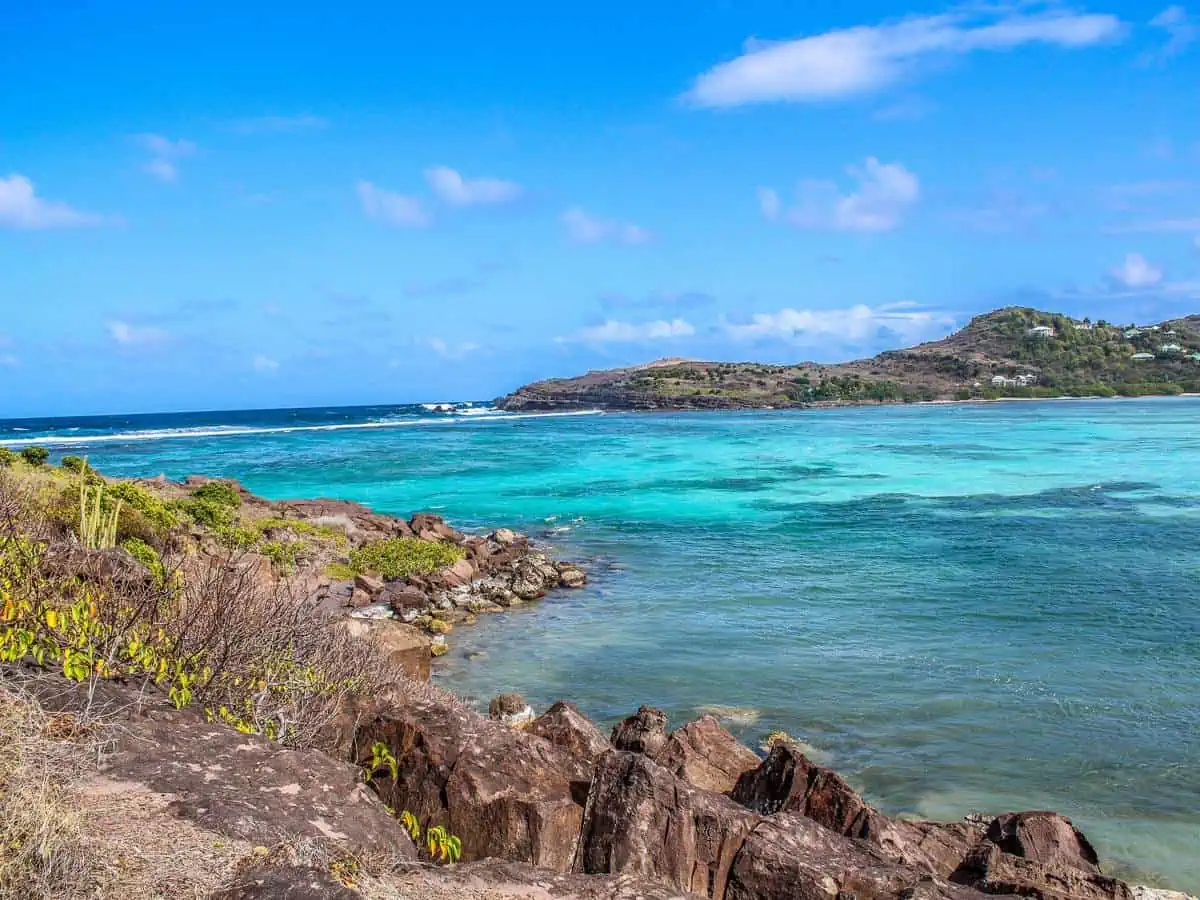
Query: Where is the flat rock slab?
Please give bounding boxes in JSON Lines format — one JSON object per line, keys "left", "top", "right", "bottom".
{"left": 99, "top": 706, "right": 414, "bottom": 858}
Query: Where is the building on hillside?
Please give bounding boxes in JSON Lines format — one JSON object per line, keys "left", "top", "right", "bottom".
{"left": 1159, "top": 344, "right": 1182, "bottom": 354}
{"left": 1131, "top": 352, "right": 1155, "bottom": 360}
{"left": 991, "top": 373, "right": 1038, "bottom": 387}
{"left": 1125, "top": 328, "right": 1143, "bottom": 338}
{"left": 1028, "top": 325, "right": 1055, "bottom": 337}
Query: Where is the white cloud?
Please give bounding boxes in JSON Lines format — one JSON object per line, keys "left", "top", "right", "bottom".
{"left": 558, "top": 318, "right": 695, "bottom": 343}
{"left": 227, "top": 114, "right": 328, "bottom": 134}
{"left": 1112, "top": 253, "right": 1164, "bottom": 288}
{"left": 724, "top": 302, "right": 951, "bottom": 346}
{"left": 684, "top": 6, "right": 1123, "bottom": 107}
{"left": 135, "top": 133, "right": 196, "bottom": 183}
{"left": 0, "top": 174, "right": 104, "bottom": 229}
{"left": 427, "top": 338, "right": 481, "bottom": 359}
{"left": 561, "top": 207, "right": 652, "bottom": 245}
{"left": 357, "top": 181, "right": 430, "bottom": 228}
{"left": 424, "top": 166, "right": 522, "bottom": 206}
{"left": 252, "top": 355, "right": 280, "bottom": 372}
{"left": 107, "top": 321, "right": 169, "bottom": 347}
{"left": 763, "top": 157, "right": 919, "bottom": 232}
{"left": 1144, "top": 5, "right": 1197, "bottom": 61}
{"left": 143, "top": 159, "right": 179, "bottom": 183}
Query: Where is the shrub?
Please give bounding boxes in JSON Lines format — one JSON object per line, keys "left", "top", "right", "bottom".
{"left": 60, "top": 456, "right": 88, "bottom": 474}
{"left": 121, "top": 537, "right": 166, "bottom": 586}
{"left": 259, "top": 540, "right": 301, "bottom": 574}
{"left": 214, "top": 523, "right": 259, "bottom": 549}
{"left": 190, "top": 481, "right": 242, "bottom": 508}
{"left": 349, "top": 537, "right": 464, "bottom": 580}
{"left": 106, "top": 481, "right": 181, "bottom": 537}
{"left": 0, "top": 448, "right": 14, "bottom": 468}
{"left": 20, "top": 447, "right": 49, "bottom": 467}
{"left": 176, "top": 497, "right": 235, "bottom": 529}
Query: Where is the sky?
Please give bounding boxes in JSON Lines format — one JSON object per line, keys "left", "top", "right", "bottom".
{"left": 3, "top": 0, "right": 1200, "bottom": 416}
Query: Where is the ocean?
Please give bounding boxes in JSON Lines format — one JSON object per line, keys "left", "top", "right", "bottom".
{"left": 2, "top": 398, "right": 1197, "bottom": 890}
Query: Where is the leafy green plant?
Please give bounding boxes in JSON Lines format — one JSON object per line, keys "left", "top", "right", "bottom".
{"left": 106, "top": 481, "right": 181, "bottom": 535}
{"left": 259, "top": 540, "right": 300, "bottom": 574}
{"left": 425, "top": 825, "right": 462, "bottom": 864}
{"left": 323, "top": 562, "right": 357, "bottom": 580}
{"left": 400, "top": 810, "right": 421, "bottom": 842}
{"left": 20, "top": 447, "right": 49, "bottom": 467}
{"left": 0, "top": 448, "right": 15, "bottom": 468}
{"left": 121, "top": 537, "right": 167, "bottom": 586}
{"left": 214, "top": 523, "right": 260, "bottom": 549}
{"left": 190, "top": 481, "right": 242, "bottom": 508}
{"left": 365, "top": 741, "right": 399, "bottom": 783}
{"left": 60, "top": 455, "right": 88, "bottom": 474}
{"left": 176, "top": 497, "right": 235, "bottom": 529}
{"left": 349, "top": 537, "right": 464, "bottom": 580}
{"left": 78, "top": 480, "right": 122, "bottom": 550}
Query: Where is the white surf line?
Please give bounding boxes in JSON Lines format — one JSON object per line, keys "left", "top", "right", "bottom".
{"left": 0, "top": 409, "right": 604, "bottom": 448}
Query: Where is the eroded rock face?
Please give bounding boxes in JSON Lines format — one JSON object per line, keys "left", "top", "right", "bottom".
{"left": 611, "top": 705, "right": 670, "bottom": 757}
{"left": 656, "top": 715, "right": 762, "bottom": 795}
{"left": 732, "top": 741, "right": 866, "bottom": 832}
{"left": 726, "top": 813, "right": 981, "bottom": 900}
{"left": 954, "top": 841, "right": 1132, "bottom": 900}
{"left": 576, "top": 751, "right": 761, "bottom": 899}
{"left": 530, "top": 701, "right": 613, "bottom": 765}
{"left": 984, "top": 812, "right": 1100, "bottom": 871}
{"left": 354, "top": 699, "right": 592, "bottom": 872}
{"left": 336, "top": 617, "right": 432, "bottom": 681}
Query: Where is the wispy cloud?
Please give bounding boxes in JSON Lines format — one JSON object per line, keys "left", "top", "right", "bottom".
{"left": 1105, "top": 217, "right": 1200, "bottom": 233}
{"left": 252, "top": 354, "right": 280, "bottom": 372}
{"left": 0, "top": 174, "right": 105, "bottom": 229}
{"left": 724, "top": 302, "right": 952, "bottom": 347}
{"left": 761, "top": 157, "right": 919, "bottom": 232}
{"left": 557, "top": 318, "right": 695, "bottom": 343}
{"left": 946, "top": 187, "right": 1053, "bottom": 233}
{"left": 872, "top": 94, "right": 938, "bottom": 121}
{"left": 135, "top": 134, "right": 196, "bottom": 183}
{"left": 561, "top": 207, "right": 651, "bottom": 245}
{"left": 424, "top": 166, "right": 522, "bottom": 206}
{"left": 107, "top": 321, "right": 170, "bottom": 347}
{"left": 684, "top": 5, "right": 1123, "bottom": 107}
{"left": 1111, "top": 253, "right": 1164, "bottom": 288}
{"left": 600, "top": 290, "right": 716, "bottom": 312}
{"left": 357, "top": 181, "right": 430, "bottom": 228}
{"left": 427, "top": 338, "right": 481, "bottom": 359}
{"left": 405, "top": 261, "right": 503, "bottom": 299}
{"left": 227, "top": 114, "right": 329, "bottom": 134}
{"left": 1142, "top": 5, "right": 1198, "bottom": 63}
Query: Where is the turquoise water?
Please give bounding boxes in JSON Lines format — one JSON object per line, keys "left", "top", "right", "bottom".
{"left": 4, "top": 399, "right": 1198, "bottom": 890}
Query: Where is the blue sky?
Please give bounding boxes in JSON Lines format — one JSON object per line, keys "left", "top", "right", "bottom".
{"left": 3, "top": 0, "right": 1200, "bottom": 416}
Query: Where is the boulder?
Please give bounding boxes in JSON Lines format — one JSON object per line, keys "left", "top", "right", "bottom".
{"left": 353, "top": 573, "right": 384, "bottom": 595}
{"left": 354, "top": 699, "right": 592, "bottom": 872}
{"left": 530, "top": 701, "right": 612, "bottom": 765}
{"left": 558, "top": 564, "right": 588, "bottom": 588}
{"left": 492, "top": 527, "right": 519, "bottom": 545}
{"left": 732, "top": 740, "right": 867, "bottom": 833}
{"left": 857, "top": 810, "right": 985, "bottom": 879}
{"left": 441, "top": 557, "right": 477, "bottom": 587}
{"left": 575, "top": 750, "right": 761, "bottom": 899}
{"left": 489, "top": 693, "right": 535, "bottom": 728}
{"left": 655, "top": 715, "right": 761, "bottom": 794}
{"left": 953, "top": 840, "right": 1132, "bottom": 900}
{"left": 983, "top": 812, "right": 1100, "bottom": 872}
{"left": 380, "top": 583, "right": 429, "bottom": 613}
{"left": 725, "top": 813, "right": 981, "bottom": 900}
{"left": 337, "top": 618, "right": 432, "bottom": 681}
{"left": 410, "top": 513, "right": 459, "bottom": 542}
{"left": 611, "top": 705, "right": 669, "bottom": 757}
{"left": 511, "top": 558, "right": 550, "bottom": 600}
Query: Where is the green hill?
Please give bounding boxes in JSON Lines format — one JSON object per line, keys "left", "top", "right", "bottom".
{"left": 497, "top": 307, "right": 1200, "bottom": 411}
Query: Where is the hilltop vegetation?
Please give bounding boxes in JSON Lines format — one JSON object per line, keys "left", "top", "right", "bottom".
{"left": 498, "top": 307, "right": 1200, "bottom": 411}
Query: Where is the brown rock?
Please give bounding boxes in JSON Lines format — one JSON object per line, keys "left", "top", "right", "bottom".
{"left": 954, "top": 840, "right": 1131, "bottom": 900}
{"left": 380, "top": 583, "right": 429, "bottom": 613}
{"left": 489, "top": 692, "right": 528, "bottom": 720}
{"left": 354, "top": 573, "right": 385, "bottom": 594}
{"left": 726, "top": 813, "right": 980, "bottom": 900}
{"left": 732, "top": 740, "right": 867, "bottom": 833}
{"left": 984, "top": 811, "right": 1100, "bottom": 872}
{"left": 856, "top": 810, "right": 984, "bottom": 878}
{"left": 442, "top": 557, "right": 477, "bottom": 587}
{"left": 655, "top": 715, "right": 761, "bottom": 794}
{"left": 348, "top": 588, "right": 372, "bottom": 608}
{"left": 558, "top": 564, "right": 588, "bottom": 588}
{"left": 337, "top": 618, "right": 432, "bottom": 681}
{"left": 354, "top": 699, "right": 592, "bottom": 872}
{"left": 575, "top": 751, "right": 760, "bottom": 899}
{"left": 610, "top": 705, "right": 669, "bottom": 757}
{"left": 530, "top": 701, "right": 612, "bottom": 765}
{"left": 210, "top": 862, "right": 360, "bottom": 899}
{"left": 410, "top": 513, "right": 459, "bottom": 541}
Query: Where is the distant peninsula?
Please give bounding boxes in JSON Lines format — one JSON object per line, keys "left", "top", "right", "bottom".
{"left": 497, "top": 307, "right": 1200, "bottom": 412}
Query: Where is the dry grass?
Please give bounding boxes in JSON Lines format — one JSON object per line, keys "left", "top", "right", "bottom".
{"left": 0, "top": 684, "right": 108, "bottom": 898}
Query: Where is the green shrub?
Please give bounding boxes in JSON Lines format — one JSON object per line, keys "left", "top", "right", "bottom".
{"left": 324, "top": 562, "right": 357, "bottom": 581}
{"left": 190, "top": 481, "right": 242, "bottom": 508}
{"left": 255, "top": 517, "right": 346, "bottom": 545}
{"left": 260, "top": 540, "right": 301, "bottom": 574}
{"left": 177, "top": 497, "right": 235, "bottom": 529}
{"left": 349, "top": 538, "right": 464, "bottom": 580}
{"left": 107, "top": 481, "right": 181, "bottom": 536}
{"left": 20, "top": 447, "right": 49, "bottom": 467}
{"left": 60, "top": 455, "right": 88, "bottom": 474}
{"left": 0, "top": 448, "right": 15, "bottom": 468}
{"left": 121, "top": 537, "right": 166, "bottom": 586}
{"left": 214, "top": 523, "right": 259, "bottom": 549}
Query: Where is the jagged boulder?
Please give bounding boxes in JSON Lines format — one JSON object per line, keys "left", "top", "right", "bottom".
{"left": 575, "top": 750, "right": 761, "bottom": 898}
{"left": 655, "top": 714, "right": 762, "bottom": 794}
{"left": 354, "top": 698, "right": 592, "bottom": 872}
{"left": 611, "top": 705, "right": 670, "bottom": 757}
{"left": 530, "top": 701, "right": 612, "bottom": 764}
{"left": 336, "top": 617, "right": 432, "bottom": 681}
{"left": 726, "top": 813, "right": 982, "bottom": 900}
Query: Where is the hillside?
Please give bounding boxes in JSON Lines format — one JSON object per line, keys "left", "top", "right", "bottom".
{"left": 497, "top": 308, "right": 1200, "bottom": 411}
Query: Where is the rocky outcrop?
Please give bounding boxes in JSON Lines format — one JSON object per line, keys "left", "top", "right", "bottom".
{"left": 611, "top": 707, "right": 759, "bottom": 794}
{"left": 576, "top": 751, "right": 762, "bottom": 898}
{"left": 353, "top": 698, "right": 592, "bottom": 871}
{"left": 336, "top": 617, "right": 432, "bottom": 680}
{"left": 531, "top": 701, "right": 613, "bottom": 764}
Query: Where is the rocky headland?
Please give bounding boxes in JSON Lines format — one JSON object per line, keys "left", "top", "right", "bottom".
{"left": 0, "top": 457, "right": 1193, "bottom": 899}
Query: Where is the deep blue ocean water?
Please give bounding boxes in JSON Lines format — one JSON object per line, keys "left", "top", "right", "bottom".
{"left": 2, "top": 399, "right": 1197, "bottom": 890}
